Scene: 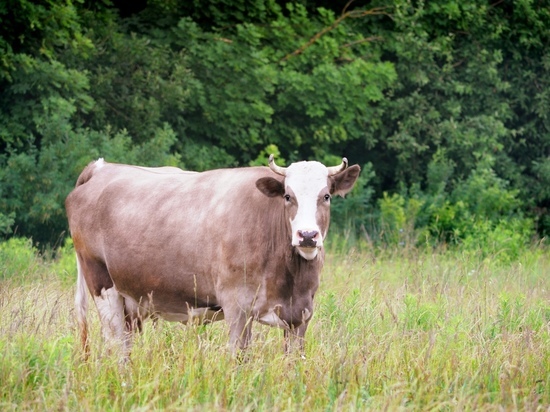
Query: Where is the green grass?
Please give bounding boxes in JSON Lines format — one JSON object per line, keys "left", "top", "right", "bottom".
{"left": 1, "top": 244, "right": 549, "bottom": 411}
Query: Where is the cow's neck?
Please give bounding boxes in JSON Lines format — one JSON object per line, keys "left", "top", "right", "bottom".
{"left": 284, "top": 246, "right": 323, "bottom": 289}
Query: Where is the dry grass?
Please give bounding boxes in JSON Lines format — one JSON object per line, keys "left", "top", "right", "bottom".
{"left": 1, "top": 246, "right": 549, "bottom": 411}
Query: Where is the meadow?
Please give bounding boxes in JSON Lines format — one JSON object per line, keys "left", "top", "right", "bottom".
{"left": 1, "top": 238, "right": 549, "bottom": 411}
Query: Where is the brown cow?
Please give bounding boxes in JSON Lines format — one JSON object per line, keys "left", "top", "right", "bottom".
{"left": 66, "top": 156, "right": 360, "bottom": 356}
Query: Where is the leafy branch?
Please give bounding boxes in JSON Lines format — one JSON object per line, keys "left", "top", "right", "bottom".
{"left": 280, "top": 7, "right": 389, "bottom": 62}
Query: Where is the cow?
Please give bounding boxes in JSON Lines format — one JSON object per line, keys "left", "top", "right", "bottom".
{"left": 65, "top": 155, "right": 361, "bottom": 357}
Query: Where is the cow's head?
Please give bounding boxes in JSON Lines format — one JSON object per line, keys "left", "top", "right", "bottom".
{"left": 256, "top": 155, "right": 361, "bottom": 260}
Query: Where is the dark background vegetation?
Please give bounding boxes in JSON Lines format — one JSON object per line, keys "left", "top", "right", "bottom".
{"left": 0, "top": 0, "right": 548, "bottom": 255}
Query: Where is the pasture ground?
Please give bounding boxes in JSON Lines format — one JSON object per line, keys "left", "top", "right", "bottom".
{"left": 1, "top": 243, "right": 549, "bottom": 411}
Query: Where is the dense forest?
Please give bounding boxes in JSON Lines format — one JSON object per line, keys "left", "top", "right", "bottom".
{"left": 1, "top": 0, "right": 549, "bottom": 256}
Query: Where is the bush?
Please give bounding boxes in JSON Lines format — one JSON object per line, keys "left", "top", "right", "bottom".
{"left": 0, "top": 238, "right": 44, "bottom": 282}
{"left": 461, "top": 218, "right": 534, "bottom": 263}
{"left": 377, "top": 192, "right": 426, "bottom": 247}
{"left": 337, "top": 162, "right": 538, "bottom": 260}
{"left": 49, "top": 238, "right": 76, "bottom": 286}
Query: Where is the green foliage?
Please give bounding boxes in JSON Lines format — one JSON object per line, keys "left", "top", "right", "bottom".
{"left": 0, "top": 0, "right": 93, "bottom": 81}
{"left": 80, "top": 19, "right": 192, "bottom": 146}
{"left": 248, "top": 144, "right": 283, "bottom": 167}
{"left": 0, "top": 237, "right": 42, "bottom": 282}
{"left": 378, "top": 192, "right": 407, "bottom": 245}
{"left": 491, "top": 292, "right": 527, "bottom": 335}
{"left": 461, "top": 218, "right": 534, "bottom": 264}
{"left": 349, "top": 157, "right": 536, "bottom": 262}
{"left": 159, "top": 3, "right": 396, "bottom": 164}
{"left": 1, "top": 0, "right": 549, "bottom": 247}
{"left": 375, "top": 191, "right": 425, "bottom": 247}
{"left": 402, "top": 294, "right": 442, "bottom": 331}
{"left": 0, "top": 236, "right": 75, "bottom": 286}
{"left": 444, "top": 167, "right": 533, "bottom": 262}
{"left": 331, "top": 162, "right": 375, "bottom": 230}
{"left": 0, "top": 211, "right": 15, "bottom": 236}
{"left": 453, "top": 168, "right": 521, "bottom": 221}
{"left": 49, "top": 237, "right": 76, "bottom": 286}
{"left": 338, "top": 0, "right": 550, "bottom": 238}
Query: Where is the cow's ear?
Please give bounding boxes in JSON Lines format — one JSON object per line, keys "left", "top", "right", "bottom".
{"left": 330, "top": 164, "right": 361, "bottom": 197}
{"left": 256, "top": 177, "right": 285, "bottom": 198}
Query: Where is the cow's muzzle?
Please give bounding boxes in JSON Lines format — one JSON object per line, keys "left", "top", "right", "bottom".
{"left": 298, "top": 230, "right": 319, "bottom": 248}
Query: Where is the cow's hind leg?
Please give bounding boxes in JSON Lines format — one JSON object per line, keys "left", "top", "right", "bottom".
{"left": 75, "top": 257, "right": 90, "bottom": 359}
{"left": 76, "top": 252, "right": 133, "bottom": 358}
{"left": 94, "top": 286, "right": 133, "bottom": 357}
{"left": 123, "top": 295, "right": 143, "bottom": 348}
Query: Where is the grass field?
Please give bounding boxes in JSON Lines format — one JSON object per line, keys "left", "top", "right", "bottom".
{"left": 1, "top": 241, "right": 549, "bottom": 411}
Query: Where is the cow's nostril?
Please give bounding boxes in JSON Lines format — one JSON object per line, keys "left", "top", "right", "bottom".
{"left": 298, "top": 230, "right": 318, "bottom": 240}
{"left": 298, "top": 230, "right": 319, "bottom": 247}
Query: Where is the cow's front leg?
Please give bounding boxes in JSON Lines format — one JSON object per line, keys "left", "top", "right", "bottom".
{"left": 284, "top": 305, "right": 313, "bottom": 354}
{"left": 224, "top": 304, "right": 253, "bottom": 354}
{"left": 284, "top": 320, "right": 309, "bottom": 355}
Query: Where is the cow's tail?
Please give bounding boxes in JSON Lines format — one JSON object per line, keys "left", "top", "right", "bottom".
{"left": 75, "top": 256, "right": 90, "bottom": 359}
{"left": 75, "top": 158, "right": 105, "bottom": 188}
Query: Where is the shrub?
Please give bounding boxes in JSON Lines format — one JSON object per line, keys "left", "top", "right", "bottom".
{"left": 461, "top": 217, "right": 534, "bottom": 263}
{"left": 0, "top": 238, "right": 44, "bottom": 282}
{"left": 49, "top": 238, "right": 76, "bottom": 286}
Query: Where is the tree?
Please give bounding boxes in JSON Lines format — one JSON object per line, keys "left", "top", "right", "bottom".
{"left": 1, "top": 0, "right": 549, "bottom": 244}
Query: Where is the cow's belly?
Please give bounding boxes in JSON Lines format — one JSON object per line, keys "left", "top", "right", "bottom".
{"left": 121, "top": 292, "right": 223, "bottom": 324}
{"left": 157, "top": 307, "right": 224, "bottom": 324}
{"left": 104, "top": 254, "right": 219, "bottom": 314}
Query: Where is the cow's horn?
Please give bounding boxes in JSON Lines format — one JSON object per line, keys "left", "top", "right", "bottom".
{"left": 268, "top": 154, "right": 287, "bottom": 176}
{"left": 327, "top": 158, "right": 348, "bottom": 176}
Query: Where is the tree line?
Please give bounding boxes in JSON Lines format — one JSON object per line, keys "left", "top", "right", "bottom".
{"left": 1, "top": 0, "right": 549, "bottom": 256}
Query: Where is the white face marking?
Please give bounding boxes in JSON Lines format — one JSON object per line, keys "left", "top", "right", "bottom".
{"left": 284, "top": 161, "right": 329, "bottom": 260}
{"left": 96, "top": 158, "right": 105, "bottom": 169}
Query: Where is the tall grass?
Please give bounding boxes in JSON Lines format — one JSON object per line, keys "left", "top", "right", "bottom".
{"left": 0, "top": 240, "right": 549, "bottom": 410}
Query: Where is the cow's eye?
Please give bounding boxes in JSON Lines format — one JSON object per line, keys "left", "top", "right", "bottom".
{"left": 284, "top": 194, "right": 291, "bottom": 202}
{"left": 324, "top": 194, "right": 331, "bottom": 202}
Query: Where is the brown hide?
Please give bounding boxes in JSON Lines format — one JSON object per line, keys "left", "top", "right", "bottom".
{"left": 66, "top": 159, "right": 360, "bottom": 352}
